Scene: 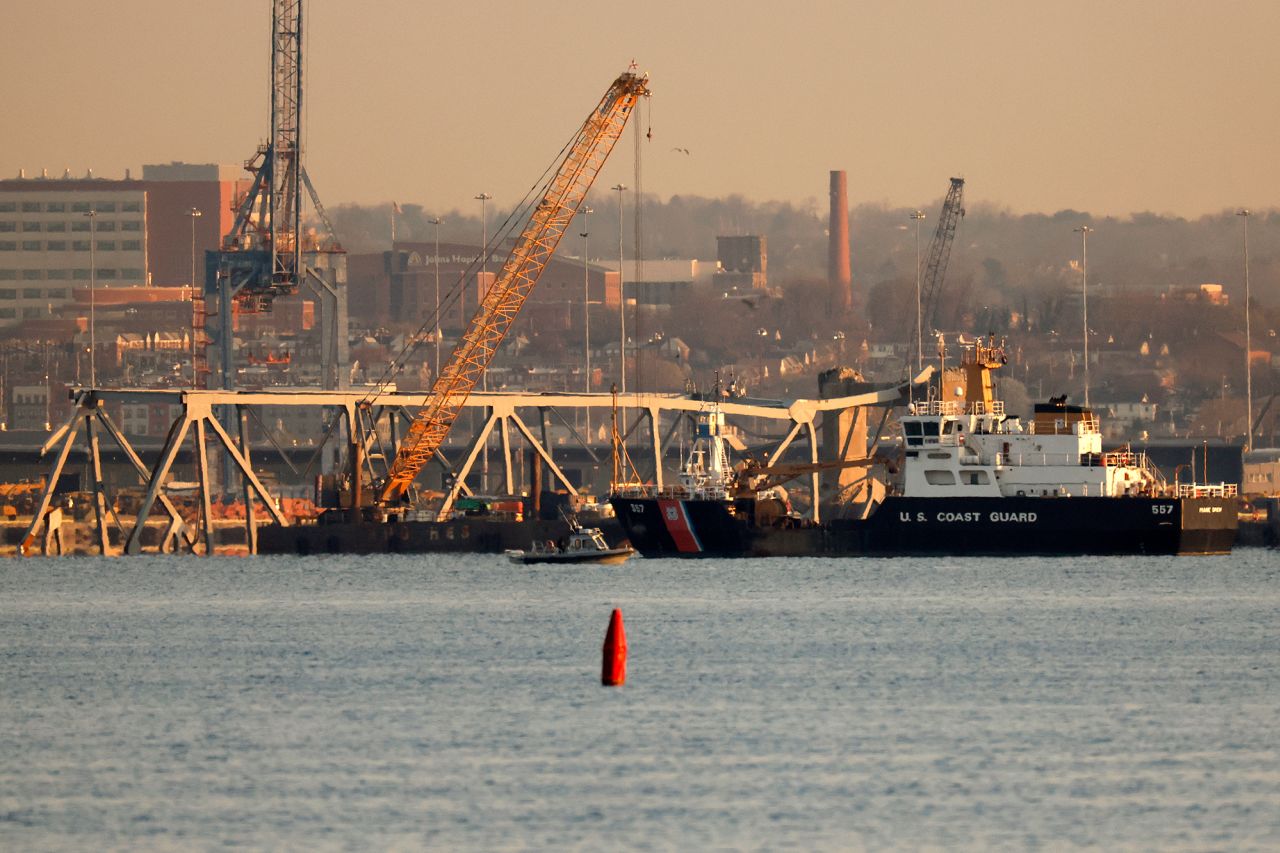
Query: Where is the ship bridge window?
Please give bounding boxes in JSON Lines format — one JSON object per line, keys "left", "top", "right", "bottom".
{"left": 924, "top": 470, "right": 956, "bottom": 485}
{"left": 943, "top": 421, "right": 956, "bottom": 434}
{"left": 922, "top": 422, "right": 940, "bottom": 437}
{"left": 904, "top": 421, "right": 923, "bottom": 447}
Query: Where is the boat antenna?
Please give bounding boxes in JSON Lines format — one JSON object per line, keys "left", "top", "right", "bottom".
{"left": 611, "top": 382, "right": 620, "bottom": 489}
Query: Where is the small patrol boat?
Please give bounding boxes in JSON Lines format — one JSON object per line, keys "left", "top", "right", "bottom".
{"left": 506, "top": 521, "right": 635, "bottom": 565}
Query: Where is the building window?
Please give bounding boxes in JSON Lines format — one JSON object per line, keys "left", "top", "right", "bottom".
{"left": 0, "top": 271, "right": 15, "bottom": 281}
{"left": 122, "top": 201, "right": 141, "bottom": 212}
{"left": 121, "top": 268, "right": 144, "bottom": 279}
{"left": 96, "top": 241, "right": 115, "bottom": 252}
{"left": 46, "top": 272, "right": 68, "bottom": 282}
{"left": 121, "top": 240, "right": 141, "bottom": 251}
{"left": 96, "top": 221, "right": 115, "bottom": 233}
{"left": 0, "top": 289, "right": 15, "bottom": 299}
{"left": 46, "top": 240, "right": 67, "bottom": 251}
{"left": 46, "top": 202, "right": 65, "bottom": 213}
{"left": 93, "top": 202, "right": 116, "bottom": 213}
{"left": 21, "top": 222, "right": 40, "bottom": 232}
{"left": 71, "top": 201, "right": 90, "bottom": 213}
{"left": 72, "top": 241, "right": 90, "bottom": 252}
{"left": 46, "top": 287, "right": 67, "bottom": 297}
{"left": 21, "top": 307, "right": 41, "bottom": 318}
{"left": 0, "top": 242, "right": 16, "bottom": 251}
{"left": 46, "top": 222, "right": 65, "bottom": 232}
{"left": 21, "top": 202, "right": 40, "bottom": 212}
{"left": 21, "top": 241, "right": 40, "bottom": 251}
{"left": 22, "top": 287, "right": 40, "bottom": 296}
{"left": 21, "top": 273, "right": 41, "bottom": 284}
{"left": 0, "top": 308, "right": 15, "bottom": 319}
{"left": 0, "top": 202, "right": 15, "bottom": 212}
{"left": 73, "top": 269, "right": 89, "bottom": 280}
{"left": 121, "top": 221, "right": 142, "bottom": 232}
{"left": 97, "top": 268, "right": 117, "bottom": 279}
{"left": 0, "top": 223, "right": 14, "bottom": 232}
{"left": 71, "top": 221, "right": 90, "bottom": 232}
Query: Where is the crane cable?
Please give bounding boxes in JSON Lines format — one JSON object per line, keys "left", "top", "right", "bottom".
{"left": 357, "top": 131, "right": 589, "bottom": 411}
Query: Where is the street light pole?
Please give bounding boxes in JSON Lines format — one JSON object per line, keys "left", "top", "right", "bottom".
{"left": 580, "top": 212, "right": 592, "bottom": 394}
{"left": 909, "top": 210, "right": 926, "bottom": 374}
{"left": 611, "top": 183, "right": 627, "bottom": 393}
{"left": 84, "top": 210, "right": 97, "bottom": 387}
{"left": 475, "top": 193, "right": 492, "bottom": 492}
{"left": 580, "top": 210, "right": 593, "bottom": 442}
{"left": 188, "top": 207, "right": 202, "bottom": 387}
{"left": 474, "top": 192, "right": 491, "bottom": 288}
{"left": 474, "top": 193, "right": 491, "bottom": 383}
{"left": 428, "top": 216, "right": 443, "bottom": 380}
{"left": 1238, "top": 208, "right": 1253, "bottom": 451}
{"left": 1073, "top": 225, "right": 1094, "bottom": 409}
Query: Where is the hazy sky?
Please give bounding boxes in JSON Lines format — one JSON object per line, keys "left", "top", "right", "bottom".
{"left": 5, "top": 1, "right": 1279, "bottom": 217}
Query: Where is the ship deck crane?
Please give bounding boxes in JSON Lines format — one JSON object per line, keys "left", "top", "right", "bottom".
{"left": 375, "top": 68, "right": 650, "bottom": 514}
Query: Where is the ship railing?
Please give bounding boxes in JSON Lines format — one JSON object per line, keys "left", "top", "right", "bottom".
{"left": 911, "top": 400, "right": 963, "bottom": 416}
{"left": 1099, "top": 451, "right": 1139, "bottom": 467}
{"left": 1139, "top": 452, "right": 1168, "bottom": 491}
{"left": 1008, "top": 452, "right": 1081, "bottom": 467}
{"left": 615, "top": 484, "right": 658, "bottom": 499}
{"left": 1075, "top": 415, "right": 1100, "bottom": 435}
{"left": 617, "top": 483, "right": 733, "bottom": 502}
{"left": 909, "top": 400, "right": 1006, "bottom": 417}
{"left": 1174, "top": 483, "right": 1238, "bottom": 499}
{"left": 968, "top": 401, "right": 1005, "bottom": 417}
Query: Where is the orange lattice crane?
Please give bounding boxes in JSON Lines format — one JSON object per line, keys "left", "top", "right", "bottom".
{"left": 378, "top": 68, "right": 650, "bottom": 508}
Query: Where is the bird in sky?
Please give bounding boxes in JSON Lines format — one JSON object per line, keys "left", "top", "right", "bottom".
{"left": 671, "top": 147, "right": 690, "bottom": 155}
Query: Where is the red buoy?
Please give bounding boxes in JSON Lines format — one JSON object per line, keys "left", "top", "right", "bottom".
{"left": 602, "top": 608, "right": 627, "bottom": 686}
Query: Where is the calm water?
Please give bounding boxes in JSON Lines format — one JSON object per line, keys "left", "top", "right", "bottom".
{"left": 2, "top": 552, "right": 1278, "bottom": 850}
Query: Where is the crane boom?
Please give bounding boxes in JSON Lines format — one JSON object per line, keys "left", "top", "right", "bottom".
{"left": 917, "top": 177, "right": 965, "bottom": 333}
{"left": 378, "top": 69, "right": 650, "bottom": 505}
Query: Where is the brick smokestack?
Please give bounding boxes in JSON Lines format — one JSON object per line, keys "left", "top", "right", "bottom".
{"left": 828, "top": 170, "right": 852, "bottom": 313}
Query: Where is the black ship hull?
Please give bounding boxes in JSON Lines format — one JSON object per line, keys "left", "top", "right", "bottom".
{"left": 259, "top": 516, "right": 624, "bottom": 556}
{"left": 609, "top": 495, "right": 1237, "bottom": 558}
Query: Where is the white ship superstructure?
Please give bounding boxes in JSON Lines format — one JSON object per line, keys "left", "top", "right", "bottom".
{"left": 899, "top": 399, "right": 1164, "bottom": 498}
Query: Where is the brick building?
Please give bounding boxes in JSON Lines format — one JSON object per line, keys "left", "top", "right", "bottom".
{"left": 0, "top": 163, "right": 250, "bottom": 328}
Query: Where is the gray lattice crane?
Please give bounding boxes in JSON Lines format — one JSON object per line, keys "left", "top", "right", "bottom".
{"left": 916, "top": 177, "right": 965, "bottom": 336}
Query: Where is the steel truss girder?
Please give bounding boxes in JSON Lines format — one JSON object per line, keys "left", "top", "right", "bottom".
{"left": 19, "top": 398, "right": 192, "bottom": 556}
{"left": 25, "top": 374, "right": 923, "bottom": 555}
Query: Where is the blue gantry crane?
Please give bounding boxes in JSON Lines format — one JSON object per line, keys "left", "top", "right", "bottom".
{"left": 198, "top": 0, "right": 347, "bottom": 391}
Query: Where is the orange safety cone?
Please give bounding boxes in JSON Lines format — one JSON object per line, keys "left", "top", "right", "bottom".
{"left": 602, "top": 608, "right": 627, "bottom": 686}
